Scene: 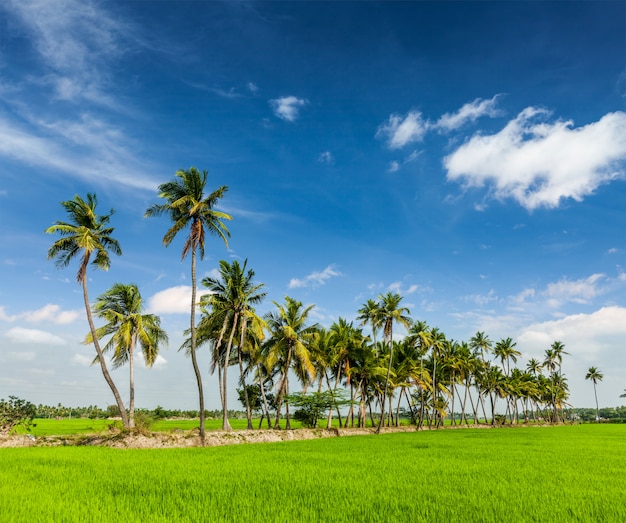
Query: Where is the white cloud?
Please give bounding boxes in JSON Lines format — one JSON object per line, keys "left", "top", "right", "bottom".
{"left": 22, "top": 304, "right": 80, "bottom": 324}
{"left": 543, "top": 273, "right": 605, "bottom": 307}
{"left": 288, "top": 265, "right": 342, "bottom": 289}
{"left": 4, "top": 326, "right": 65, "bottom": 345}
{"left": 72, "top": 353, "right": 92, "bottom": 366}
{"left": 8, "top": 351, "right": 36, "bottom": 362}
{"left": 318, "top": 151, "right": 334, "bottom": 164}
{"left": 435, "top": 95, "right": 502, "bottom": 132}
{"left": 152, "top": 354, "right": 167, "bottom": 368}
{"left": 388, "top": 282, "right": 420, "bottom": 295}
{"left": 445, "top": 108, "right": 626, "bottom": 211}
{"left": 387, "top": 161, "right": 400, "bottom": 173}
{"left": 147, "top": 286, "right": 212, "bottom": 314}
{"left": 0, "top": 2, "right": 160, "bottom": 192}
{"left": 247, "top": 82, "right": 259, "bottom": 94}
{"left": 386, "top": 150, "right": 421, "bottom": 173}
{"left": 376, "top": 111, "right": 428, "bottom": 149}
{"left": 517, "top": 306, "right": 626, "bottom": 362}
{"left": 0, "top": 304, "right": 80, "bottom": 324}
{"left": 269, "top": 96, "right": 308, "bottom": 122}
{"left": 463, "top": 289, "right": 499, "bottom": 307}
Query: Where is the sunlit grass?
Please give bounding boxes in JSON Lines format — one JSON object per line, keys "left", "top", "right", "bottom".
{"left": 2, "top": 424, "right": 624, "bottom": 522}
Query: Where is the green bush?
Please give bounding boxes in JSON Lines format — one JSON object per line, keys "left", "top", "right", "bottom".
{"left": 0, "top": 396, "right": 36, "bottom": 434}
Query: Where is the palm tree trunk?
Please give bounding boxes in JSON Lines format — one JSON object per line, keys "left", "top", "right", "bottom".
{"left": 257, "top": 366, "right": 271, "bottom": 429}
{"left": 238, "top": 342, "right": 253, "bottom": 430}
{"left": 593, "top": 382, "right": 600, "bottom": 422}
{"left": 376, "top": 336, "right": 393, "bottom": 434}
{"left": 190, "top": 248, "right": 205, "bottom": 444}
{"left": 274, "top": 347, "right": 293, "bottom": 429}
{"left": 221, "top": 313, "right": 238, "bottom": 431}
{"left": 129, "top": 334, "right": 137, "bottom": 429}
{"left": 82, "top": 276, "right": 129, "bottom": 428}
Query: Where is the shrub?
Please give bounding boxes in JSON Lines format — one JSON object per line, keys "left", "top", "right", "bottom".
{"left": 0, "top": 396, "right": 37, "bottom": 434}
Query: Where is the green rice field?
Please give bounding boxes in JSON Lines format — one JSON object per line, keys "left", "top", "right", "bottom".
{"left": 15, "top": 417, "right": 277, "bottom": 436}
{"left": 2, "top": 424, "right": 624, "bottom": 522}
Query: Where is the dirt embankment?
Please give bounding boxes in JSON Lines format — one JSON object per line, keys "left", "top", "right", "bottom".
{"left": 1, "top": 425, "right": 432, "bottom": 449}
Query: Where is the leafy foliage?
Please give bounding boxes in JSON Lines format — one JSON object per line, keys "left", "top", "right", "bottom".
{"left": 0, "top": 396, "right": 36, "bottom": 434}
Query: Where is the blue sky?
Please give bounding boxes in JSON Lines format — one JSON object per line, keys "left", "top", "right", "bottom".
{"left": 1, "top": 0, "right": 625, "bottom": 411}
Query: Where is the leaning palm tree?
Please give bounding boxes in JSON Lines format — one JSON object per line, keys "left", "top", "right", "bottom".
{"left": 86, "top": 283, "right": 168, "bottom": 428}
{"left": 585, "top": 366, "right": 603, "bottom": 422}
{"left": 200, "top": 259, "right": 266, "bottom": 431}
{"left": 45, "top": 194, "right": 128, "bottom": 427}
{"left": 376, "top": 292, "right": 411, "bottom": 433}
{"left": 145, "top": 167, "right": 232, "bottom": 442}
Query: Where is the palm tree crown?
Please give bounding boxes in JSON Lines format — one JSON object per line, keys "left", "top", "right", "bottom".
{"left": 145, "top": 167, "right": 231, "bottom": 257}
{"left": 46, "top": 193, "right": 122, "bottom": 282}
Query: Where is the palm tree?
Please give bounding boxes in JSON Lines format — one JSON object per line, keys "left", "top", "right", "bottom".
{"left": 86, "top": 283, "right": 168, "bottom": 428}
{"left": 145, "top": 167, "right": 232, "bottom": 442}
{"left": 357, "top": 299, "right": 382, "bottom": 353}
{"left": 45, "top": 194, "right": 128, "bottom": 427}
{"left": 201, "top": 259, "right": 266, "bottom": 431}
{"left": 265, "top": 296, "right": 318, "bottom": 429}
{"left": 470, "top": 331, "right": 492, "bottom": 423}
{"left": 585, "top": 366, "right": 603, "bottom": 422}
{"left": 376, "top": 292, "right": 411, "bottom": 433}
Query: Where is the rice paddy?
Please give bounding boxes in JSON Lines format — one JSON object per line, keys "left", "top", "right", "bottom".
{"left": 1, "top": 424, "right": 624, "bottom": 522}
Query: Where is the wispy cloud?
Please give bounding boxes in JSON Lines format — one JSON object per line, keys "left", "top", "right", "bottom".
{"left": 4, "top": 326, "right": 66, "bottom": 345}
{"left": 147, "top": 286, "right": 212, "bottom": 314}
{"left": 4, "top": 0, "right": 136, "bottom": 105}
{"left": 0, "top": 0, "right": 159, "bottom": 192}
{"left": 269, "top": 96, "right": 308, "bottom": 122}
{"left": 543, "top": 273, "right": 605, "bottom": 307}
{"left": 387, "top": 150, "right": 421, "bottom": 173}
{"left": 388, "top": 281, "right": 420, "bottom": 295}
{"left": 318, "top": 151, "right": 334, "bottom": 164}
{"left": 0, "top": 304, "right": 80, "bottom": 324}
{"left": 445, "top": 108, "right": 626, "bottom": 210}
{"left": 376, "top": 111, "right": 428, "bottom": 149}
{"left": 289, "top": 265, "right": 342, "bottom": 289}
{"left": 377, "top": 95, "right": 503, "bottom": 149}
{"left": 435, "top": 95, "right": 502, "bottom": 132}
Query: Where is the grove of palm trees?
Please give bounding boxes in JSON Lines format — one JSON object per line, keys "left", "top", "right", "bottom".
{"left": 43, "top": 169, "right": 615, "bottom": 439}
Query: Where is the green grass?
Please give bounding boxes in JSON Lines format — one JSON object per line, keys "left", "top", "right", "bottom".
{"left": 22, "top": 417, "right": 305, "bottom": 436}
{"left": 2, "top": 424, "right": 624, "bottom": 522}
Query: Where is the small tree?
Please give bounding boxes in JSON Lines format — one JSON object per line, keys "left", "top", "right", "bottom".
{"left": 0, "top": 396, "right": 36, "bottom": 434}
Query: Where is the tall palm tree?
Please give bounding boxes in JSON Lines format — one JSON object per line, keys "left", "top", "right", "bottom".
{"left": 45, "top": 194, "right": 128, "bottom": 427}
{"left": 585, "top": 366, "right": 603, "bottom": 422}
{"left": 357, "top": 299, "right": 382, "bottom": 353}
{"left": 407, "top": 320, "right": 432, "bottom": 428}
{"left": 201, "top": 259, "right": 266, "bottom": 431}
{"left": 376, "top": 292, "right": 411, "bottom": 433}
{"left": 265, "top": 296, "right": 318, "bottom": 429}
{"left": 86, "top": 283, "right": 168, "bottom": 428}
{"left": 145, "top": 167, "right": 232, "bottom": 442}
{"left": 470, "top": 331, "right": 492, "bottom": 423}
